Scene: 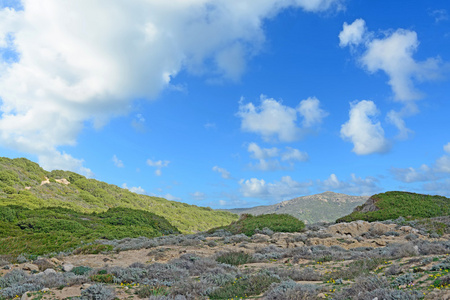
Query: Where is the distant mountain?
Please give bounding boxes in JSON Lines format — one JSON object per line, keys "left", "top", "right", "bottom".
{"left": 0, "top": 157, "right": 237, "bottom": 233}
{"left": 337, "top": 191, "right": 450, "bottom": 223}
{"left": 224, "top": 191, "right": 369, "bottom": 224}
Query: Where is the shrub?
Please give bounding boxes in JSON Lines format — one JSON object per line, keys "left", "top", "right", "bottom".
{"left": 208, "top": 273, "right": 280, "bottom": 299}
{"left": 81, "top": 284, "right": 116, "bottom": 300}
{"left": 211, "top": 214, "right": 305, "bottom": 237}
{"left": 136, "top": 285, "right": 169, "bottom": 298}
{"left": 72, "top": 266, "right": 92, "bottom": 275}
{"left": 264, "top": 281, "right": 318, "bottom": 300}
{"left": 89, "top": 274, "right": 115, "bottom": 283}
{"left": 216, "top": 251, "right": 253, "bottom": 266}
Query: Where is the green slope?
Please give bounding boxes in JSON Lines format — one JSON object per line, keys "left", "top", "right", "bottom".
{"left": 337, "top": 191, "right": 450, "bottom": 223}
{"left": 0, "top": 205, "right": 180, "bottom": 255}
{"left": 0, "top": 157, "right": 237, "bottom": 233}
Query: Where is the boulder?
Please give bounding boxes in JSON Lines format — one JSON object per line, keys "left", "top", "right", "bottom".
{"left": 327, "top": 221, "right": 396, "bottom": 237}
{"left": 63, "top": 263, "right": 74, "bottom": 272}
{"left": 22, "top": 263, "right": 39, "bottom": 272}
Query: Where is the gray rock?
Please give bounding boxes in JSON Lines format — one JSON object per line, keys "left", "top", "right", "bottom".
{"left": 63, "top": 263, "right": 74, "bottom": 272}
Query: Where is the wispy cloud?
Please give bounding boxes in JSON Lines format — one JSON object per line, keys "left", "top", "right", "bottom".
{"left": 212, "top": 166, "right": 231, "bottom": 179}
{"left": 112, "top": 155, "right": 124, "bottom": 168}
{"left": 147, "top": 159, "right": 170, "bottom": 176}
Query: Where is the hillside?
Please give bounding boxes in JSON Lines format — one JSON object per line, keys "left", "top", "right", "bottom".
{"left": 0, "top": 206, "right": 180, "bottom": 255}
{"left": 0, "top": 157, "right": 237, "bottom": 233}
{"left": 224, "top": 191, "right": 369, "bottom": 223}
{"left": 337, "top": 191, "right": 450, "bottom": 222}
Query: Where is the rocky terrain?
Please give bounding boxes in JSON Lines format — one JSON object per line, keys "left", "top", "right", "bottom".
{"left": 1, "top": 216, "right": 449, "bottom": 300}
{"left": 225, "top": 192, "right": 369, "bottom": 224}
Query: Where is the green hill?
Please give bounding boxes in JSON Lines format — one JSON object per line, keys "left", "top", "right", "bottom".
{"left": 0, "top": 205, "right": 180, "bottom": 255}
{"left": 0, "top": 157, "right": 237, "bottom": 233}
{"left": 337, "top": 191, "right": 450, "bottom": 223}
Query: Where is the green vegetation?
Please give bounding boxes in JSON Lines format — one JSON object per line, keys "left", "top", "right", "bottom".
{"left": 0, "top": 157, "right": 237, "bottom": 233}
{"left": 216, "top": 251, "right": 253, "bottom": 266}
{"left": 208, "top": 274, "right": 280, "bottom": 299}
{"left": 0, "top": 205, "right": 179, "bottom": 255}
{"left": 337, "top": 191, "right": 450, "bottom": 223}
{"left": 211, "top": 213, "right": 305, "bottom": 236}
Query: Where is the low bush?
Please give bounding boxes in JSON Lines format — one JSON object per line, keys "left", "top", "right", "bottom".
{"left": 208, "top": 273, "right": 280, "bottom": 299}
{"left": 81, "top": 284, "right": 116, "bottom": 300}
{"left": 210, "top": 214, "right": 305, "bottom": 237}
{"left": 215, "top": 251, "right": 253, "bottom": 266}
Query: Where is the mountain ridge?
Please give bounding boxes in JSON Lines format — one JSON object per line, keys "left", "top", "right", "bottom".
{"left": 223, "top": 191, "right": 370, "bottom": 224}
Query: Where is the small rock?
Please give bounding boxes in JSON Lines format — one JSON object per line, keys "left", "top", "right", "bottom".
{"left": 317, "top": 293, "right": 327, "bottom": 299}
{"left": 63, "top": 263, "right": 74, "bottom": 272}
{"left": 44, "top": 268, "right": 56, "bottom": 275}
{"left": 22, "top": 263, "right": 39, "bottom": 272}
{"left": 375, "top": 240, "right": 387, "bottom": 246}
{"left": 41, "top": 288, "right": 50, "bottom": 292}
{"left": 50, "top": 257, "right": 61, "bottom": 265}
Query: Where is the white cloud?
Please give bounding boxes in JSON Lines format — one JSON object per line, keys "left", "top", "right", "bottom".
{"left": 429, "top": 9, "right": 449, "bottom": 23}
{"left": 297, "top": 97, "right": 328, "bottom": 127}
{"left": 338, "top": 18, "right": 367, "bottom": 47}
{"left": 318, "top": 173, "right": 380, "bottom": 195}
{"left": 163, "top": 193, "right": 181, "bottom": 201}
{"left": 239, "top": 176, "right": 312, "bottom": 201}
{"left": 147, "top": 159, "right": 170, "bottom": 176}
{"left": 190, "top": 191, "right": 206, "bottom": 201}
{"left": 122, "top": 183, "right": 145, "bottom": 195}
{"left": 247, "top": 143, "right": 308, "bottom": 171}
{"left": 340, "top": 19, "right": 446, "bottom": 139}
{"left": 391, "top": 142, "right": 450, "bottom": 183}
{"left": 281, "top": 147, "right": 309, "bottom": 162}
{"left": 212, "top": 166, "right": 231, "bottom": 179}
{"left": 341, "top": 100, "right": 390, "bottom": 155}
{"left": 38, "top": 150, "right": 94, "bottom": 177}
{"left": 237, "top": 95, "right": 327, "bottom": 142}
{"left": 340, "top": 19, "right": 445, "bottom": 102}
{"left": 0, "top": 0, "right": 342, "bottom": 174}
{"left": 444, "top": 142, "right": 450, "bottom": 154}
{"left": 248, "top": 142, "right": 279, "bottom": 159}
{"left": 112, "top": 155, "right": 124, "bottom": 168}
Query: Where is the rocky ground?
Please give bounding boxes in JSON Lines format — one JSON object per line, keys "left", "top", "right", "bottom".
{"left": 1, "top": 218, "right": 449, "bottom": 299}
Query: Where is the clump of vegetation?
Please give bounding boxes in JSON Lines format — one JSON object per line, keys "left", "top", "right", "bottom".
{"left": 208, "top": 273, "right": 280, "bottom": 299}
{"left": 210, "top": 213, "right": 305, "bottom": 237}
{"left": 215, "top": 251, "right": 253, "bottom": 266}
{"left": 337, "top": 191, "right": 450, "bottom": 222}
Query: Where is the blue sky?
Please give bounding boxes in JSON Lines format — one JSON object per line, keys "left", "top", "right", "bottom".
{"left": 0, "top": 0, "right": 449, "bottom": 208}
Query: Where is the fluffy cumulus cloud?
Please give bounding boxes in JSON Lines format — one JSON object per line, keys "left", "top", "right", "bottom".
{"left": 239, "top": 176, "right": 312, "bottom": 201}
{"left": 147, "top": 159, "right": 170, "bottom": 176}
{"left": 392, "top": 142, "right": 450, "bottom": 183}
{"left": 247, "top": 142, "right": 308, "bottom": 171}
{"left": 237, "top": 95, "right": 328, "bottom": 142}
{"left": 339, "top": 19, "right": 446, "bottom": 139}
{"left": 338, "top": 18, "right": 367, "bottom": 47}
{"left": 0, "top": 0, "right": 342, "bottom": 174}
{"left": 297, "top": 97, "right": 329, "bottom": 127}
{"left": 340, "top": 100, "right": 390, "bottom": 155}
{"left": 212, "top": 166, "right": 231, "bottom": 179}
{"left": 318, "top": 173, "right": 380, "bottom": 195}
